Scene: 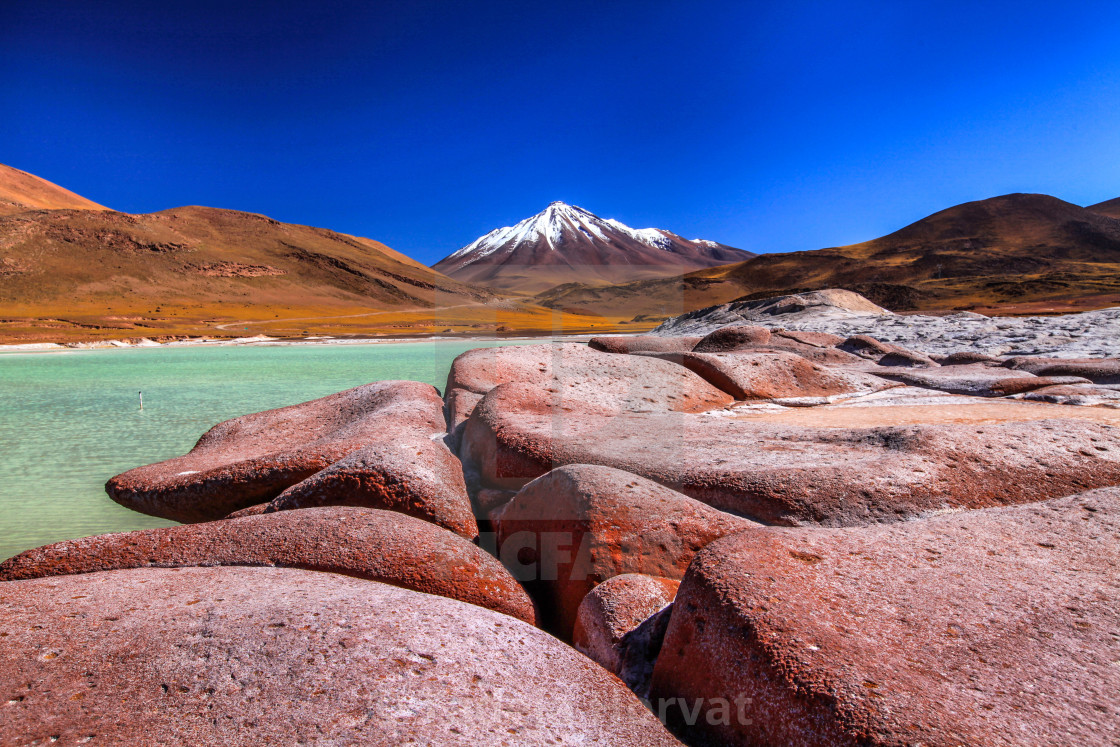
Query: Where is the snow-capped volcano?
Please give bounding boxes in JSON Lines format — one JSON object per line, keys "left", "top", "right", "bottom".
{"left": 433, "top": 202, "right": 753, "bottom": 293}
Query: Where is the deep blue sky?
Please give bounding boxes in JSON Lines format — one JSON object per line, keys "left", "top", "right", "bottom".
{"left": 3, "top": 1, "right": 1119, "bottom": 264}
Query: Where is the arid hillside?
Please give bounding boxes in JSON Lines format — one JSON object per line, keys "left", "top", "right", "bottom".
{"left": 0, "top": 164, "right": 111, "bottom": 215}
{"left": 1089, "top": 197, "right": 1120, "bottom": 219}
{"left": 538, "top": 193, "right": 1120, "bottom": 319}
{"left": 0, "top": 168, "right": 629, "bottom": 343}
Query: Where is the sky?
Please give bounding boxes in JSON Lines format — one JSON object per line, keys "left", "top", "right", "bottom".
{"left": 3, "top": 0, "right": 1120, "bottom": 265}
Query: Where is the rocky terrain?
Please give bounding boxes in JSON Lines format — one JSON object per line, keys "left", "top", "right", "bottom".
{"left": 657, "top": 288, "right": 1120, "bottom": 358}
{"left": 4, "top": 289, "right": 1120, "bottom": 744}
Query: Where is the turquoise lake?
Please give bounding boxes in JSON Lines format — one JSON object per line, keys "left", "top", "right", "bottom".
{"left": 0, "top": 339, "right": 539, "bottom": 561}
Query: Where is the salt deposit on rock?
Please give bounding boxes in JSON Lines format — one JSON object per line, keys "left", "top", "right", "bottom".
{"left": 656, "top": 289, "right": 1120, "bottom": 358}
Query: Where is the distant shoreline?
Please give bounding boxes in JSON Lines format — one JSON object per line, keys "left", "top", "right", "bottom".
{"left": 0, "top": 331, "right": 601, "bottom": 354}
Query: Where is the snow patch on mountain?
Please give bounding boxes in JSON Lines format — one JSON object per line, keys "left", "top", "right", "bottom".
{"left": 603, "top": 219, "right": 672, "bottom": 249}
{"left": 446, "top": 202, "right": 721, "bottom": 267}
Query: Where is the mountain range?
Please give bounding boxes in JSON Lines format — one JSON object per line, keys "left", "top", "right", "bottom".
{"left": 1, "top": 161, "right": 1118, "bottom": 343}
{"left": 0, "top": 165, "right": 608, "bottom": 343}
{"left": 536, "top": 193, "right": 1120, "bottom": 319}
{"left": 432, "top": 202, "right": 753, "bottom": 293}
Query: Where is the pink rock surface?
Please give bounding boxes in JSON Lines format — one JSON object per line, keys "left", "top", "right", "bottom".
{"left": 492, "top": 464, "right": 755, "bottom": 635}
{"left": 650, "top": 490, "right": 1120, "bottom": 746}
{"left": 464, "top": 391, "right": 1120, "bottom": 524}
{"left": 876, "top": 349, "right": 939, "bottom": 367}
{"left": 692, "top": 325, "right": 860, "bottom": 366}
{"left": 936, "top": 351, "right": 1000, "bottom": 365}
{"left": 1003, "top": 356, "right": 1120, "bottom": 384}
{"left": 643, "top": 350, "right": 898, "bottom": 402}
{"left": 588, "top": 335, "right": 702, "bottom": 354}
{"left": 573, "top": 573, "right": 680, "bottom": 677}
{"left": 867, "top": 363, "right": 1090, "bottom": 397}
{"left": 476, "top": 487, "right": 517, "bottom": 521}
{"left": 263, "top": 439, "right": 477, "bottom": 539}
{"left": 839, "top": 334, "right": 936, "bottom": 366}
{"left": 1, "top": 567, "right": 681, "bottom": 745}
{"left": 107, "top": 381, "right": 447, "bottom": 523}
{"left": 772, "top": 329, "right": 846, "bottom": 348}
{"left": 1019, "top": 383, "right": 1120, "bottom": 407}
{"left": 445, "top": 343, "right": 733, "bottom": 415}
{"left": 0, "top": 507, "right": 531, "bottom": 622}
{"left": 444, "top": 386, "right": 483, "bottom": 450}
{"left": 692, "top": 325, "right": 773, "bottom": 351}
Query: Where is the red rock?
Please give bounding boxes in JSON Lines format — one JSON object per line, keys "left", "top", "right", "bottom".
{"left": 649, "top": 490, "right": 1120, "bottom": 746}
{"left": 223, "top": 502, "right": 269, "bottom": 518}
{"left": 877, "top": 349, "right": 939, "bottom": 367}
{"left": 1019, "top": 384, "right": 1120, "bottom": 407}
{"left": 573, "top": 573, "right": 679, "bottom": 685}
{"left": 476, "top": 487, "right": 517, "bottom": 522}
{"left": 464, "top": 391, "right": 1120, "bottom": 524}
{"left": 839, "top": 334, "right": 936, "bottom": 366}
{"left": 445, "top": 343, "right": 732, "bottom": 411}
{"left": 0, "top": 507, "right": 531, "bottom": 622}
{"left": 692, "top": 325, "right": 773, "bottom": 351}
{"left": 492, "top": 464, "right": 756, "bottom": 635}
{"left": 837, "top": 333, "right": 899, "bottom": 359}
{"left": 0, "top": 567, "right": 681, "bottom": 745}
{"left": 692, "top": 327, "right": 863, "bottom": 366}
{"left": 444, "top": 386, "right": 482, "bottom": 450}
{"left": 1003, "top": 356, "right": 1120, "bottom": 384}
{"left": 107, "top": 380, "right": 447, "bottom": 523}
{"left": 772, "top": 329, "right": 846, "bottom": 347}
{"left": 936, "top": 350, "right": 1000, "bottom": 365}
{"left": 588, "top": 335, "right": 701, "bottom": 354}
{"left": 262, "top": 439, "right": 477, "bottom": 539}
{"left": 449, "top": 348, "right": 731, "bottom": 443}
{"left": 767, "top": 343, "right": 866, "bottom": 366}
{"left": 642, "top": 350, "right": 898, "bottom": 402}
{"left": 867, "top": 363, "right": 1090, "bottom": 397}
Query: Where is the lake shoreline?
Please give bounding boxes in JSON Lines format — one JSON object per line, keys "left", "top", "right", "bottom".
{"left": 0, "top": 330, "right": 602, "bottom": 354}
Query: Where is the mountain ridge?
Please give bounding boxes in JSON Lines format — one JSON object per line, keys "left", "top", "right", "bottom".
{"left": 1088, "top": 197, "right": 1120, "bottom": 219}
{"left": 0, "top": 167, "right": 620, "bottom": 343}
{"left": 537, "top": 193, "right": 1120, "bottom": 318}
{"left": 432, "top": 202, "right": 754, "bottom": 294}
{"left": 0, "top": 163, "right": 111, "bottom": 215}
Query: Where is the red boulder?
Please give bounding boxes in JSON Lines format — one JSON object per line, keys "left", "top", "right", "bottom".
{"left": 650, "top": 490, "right": 1120, "bottom": 745}
{"left": 492, "top": 464, "right": 755, "bottom": 636}
{"left": 0, "top": 507, "right": 530, "bottom": 622}
{"left": 107, "top": 381, "right": 448, "bottom": 523}
{"left": 1, "top": 567, "right": 681, "bottom": 744}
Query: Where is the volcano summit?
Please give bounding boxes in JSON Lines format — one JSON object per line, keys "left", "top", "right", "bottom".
{"left": 432, "top": 202, "right": 753, "bottom": 294}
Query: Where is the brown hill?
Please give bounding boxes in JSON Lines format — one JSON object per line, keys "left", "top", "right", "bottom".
{"left": 0, "top": 163, "right": 111, "bottom": 215}
{"left": 538, "top": 193, "right": 1120, "bottom": 319}
{"left": 433, "top": 202, "right": 753, "bottom": 294}
{"left": 1088, "top": 197, "right": 1120, "bottom": 219}
{"left": 0, "top": 182, "right": 624, "bottom": 343}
